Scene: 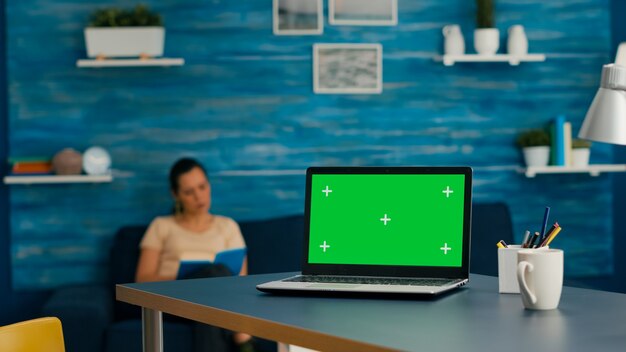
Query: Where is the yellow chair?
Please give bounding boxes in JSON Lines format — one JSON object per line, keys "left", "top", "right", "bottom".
{"left": 0, "top": 317, "right": 65, "bottom": 352}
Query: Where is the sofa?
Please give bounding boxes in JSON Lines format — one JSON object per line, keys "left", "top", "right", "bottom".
{"left": 42, "top": 203, "right": 512, "bottom": 352}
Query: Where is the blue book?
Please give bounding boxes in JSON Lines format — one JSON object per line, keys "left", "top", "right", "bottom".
{"left": 554, "top": 115, "right": 566, "bottom": 166}
{"left": 177, "top": 247, "right": 246, "bottom": 279}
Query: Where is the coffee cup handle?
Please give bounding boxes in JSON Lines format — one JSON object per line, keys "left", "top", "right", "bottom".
{"left": 517, "top": 261, "right": 537, "bottom": 304}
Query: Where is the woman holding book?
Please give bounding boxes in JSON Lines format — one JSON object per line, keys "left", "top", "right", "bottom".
{"left": 136, "top": 157, "right": 247, "bottom": 282}
{"left": 135, "top": 157, "right": 254, "bottom": 352}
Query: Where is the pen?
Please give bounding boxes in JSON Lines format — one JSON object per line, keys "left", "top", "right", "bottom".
{"left": 496, "top": 240, "right": 508, "bottom": 249}
{"left": 539, "top": 222, "right": 561, "bottom": 247}
{"left": 521, "top": 230, "right": 531, "bottom": 248}
{"left": 542, "top": 226, "right": 562, "bottom": 247}
{"left": 540, "top": 222, "right": 559, "bottom": 245}
{"left": 529, "top": 232, "right": 540, "bottom": 248}
{"left": 540, "top": 206, "right": 551, "bottom": 237}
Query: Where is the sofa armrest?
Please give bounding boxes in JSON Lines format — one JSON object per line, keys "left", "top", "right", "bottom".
{"left": 42, "top": 285, "right": 113, "bottom": 352}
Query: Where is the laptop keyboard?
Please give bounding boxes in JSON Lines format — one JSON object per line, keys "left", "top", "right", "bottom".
{"left": 284, "top": 275, "right": 457, "bottom": 287}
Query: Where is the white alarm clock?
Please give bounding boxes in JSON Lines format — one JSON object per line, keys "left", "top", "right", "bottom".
{"left": 82, "top": 146, "right": 111, "bottom": 175}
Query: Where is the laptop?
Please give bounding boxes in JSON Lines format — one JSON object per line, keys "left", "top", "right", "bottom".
{"left": 257, "top": 166, "right": 473, "bottom": 295}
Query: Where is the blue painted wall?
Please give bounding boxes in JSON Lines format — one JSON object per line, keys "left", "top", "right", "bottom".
{"left": 1, "top": 0, "right": 52, "bottom": 326}
{"left": 2, "top": 0, "right": 616, "bottom": 294}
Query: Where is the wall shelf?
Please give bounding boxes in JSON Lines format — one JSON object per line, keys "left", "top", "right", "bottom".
{"left": 437, "top": 54, "right": 546, "bottom": 66}
{"left": 76, "top": 58, "right": 184, "bottom": 68}
{"left": 3, "top": 174, "right": 113, "bottom": 185}
{"left": 522, "top": 164, "right": 626, "bottom": 178}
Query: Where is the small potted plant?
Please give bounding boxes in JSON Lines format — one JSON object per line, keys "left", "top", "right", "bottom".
{"left": 84, "top": 4, "right": 164, "bottom": 59}
{"left": 571, "top": 139, "right": 592, "bottom": 167}
{"left": 516, "top": 129, "right": 551, "bottom": 167}
{"left": 474, "top": 0, "right": 499, "bottom": 55}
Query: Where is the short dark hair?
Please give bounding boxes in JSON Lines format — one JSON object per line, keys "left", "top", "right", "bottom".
{"left": 169, "top": 158, "right": 208, "bottom": 193}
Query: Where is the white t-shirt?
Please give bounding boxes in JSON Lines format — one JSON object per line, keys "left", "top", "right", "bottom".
{"left": 139, "top": 215, "right": 246, "bottom": 278}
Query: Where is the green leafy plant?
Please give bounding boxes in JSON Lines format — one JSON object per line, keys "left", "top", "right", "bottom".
{"left": 516, "top": 129, "right": 550, "bottom": 148}
{"left": 476, "top": 0, "right": 495, "bottom": 28}
{"left": 572, "top": 139, "right": 592, "bottom": 149}
{"left": 89, "top": 4, "right": 162, "bottom": 27}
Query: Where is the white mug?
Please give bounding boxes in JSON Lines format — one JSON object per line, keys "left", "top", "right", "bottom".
{"left": 517, "top": 249, "right": 563, "bottom": 310}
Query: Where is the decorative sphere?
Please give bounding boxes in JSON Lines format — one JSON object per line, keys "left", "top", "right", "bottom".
{"left": 52, "top": 148, "right": 82, "bottom": 175}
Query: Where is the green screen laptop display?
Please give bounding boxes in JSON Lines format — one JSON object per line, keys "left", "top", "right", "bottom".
{"left": 308, "top": 174, "right": 465, "bottom": 267}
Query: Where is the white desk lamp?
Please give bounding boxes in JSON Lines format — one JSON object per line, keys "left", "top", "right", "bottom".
{"left": 577, "top": 44, "right": 626, "bottom": 292}
{"left": 578, "top": 43, "right": 626, "bottom": 145}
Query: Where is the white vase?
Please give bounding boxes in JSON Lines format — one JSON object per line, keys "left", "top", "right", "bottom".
{"left": 474, "top": 28, "right": 500, "bottom": 55}
{"left": 443, "top": 25, "right": 465, "bottom": 55}
{"left": 523, "top": 146, "right": 550, "bottom": 167}
{"left": 84, "top": 27, "right": 165, "bottom": 58}
{"left": 571, "top": 148, "right": 591, "bottom": 167}
{"left": 507, "top": 25, "right": 528, "bottom": 56}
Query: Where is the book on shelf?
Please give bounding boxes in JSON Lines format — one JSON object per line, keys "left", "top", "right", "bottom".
{"left": 563, "top": 122, "right": 572, "bottom": 166}
{"left": 550, "top": 115, "right": 574, "bottom": 166}
{"left": 11, "top": 161, "right": 53, "bottom": 174}
{"left": 177, "top": 247, "right": 246, "bottom": 279}
{"left": 8, "top": 156, "right": 50, "bottom": 163}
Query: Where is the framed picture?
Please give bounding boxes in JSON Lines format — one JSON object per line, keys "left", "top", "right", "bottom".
{"left": 313, "top": 43, "right": 383, "bottom": 94}
{"left": 329, "top": 0, "right": 397, "bottom": 26}
{"left": 273, "top": 0, "right": 323, "bottom": 35}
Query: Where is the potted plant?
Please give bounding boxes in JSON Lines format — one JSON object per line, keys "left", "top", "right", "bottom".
{"left": 516, "top": 129, "right": 551, "bottom": 167}
{"left": 474, "top": 0, "right": 499, "bottom": 55}
{"left": 571, "top": 139, "right": 592, "bottom": 167}
{"left": 84, "top": 5, "right": 164, "bottom": 59}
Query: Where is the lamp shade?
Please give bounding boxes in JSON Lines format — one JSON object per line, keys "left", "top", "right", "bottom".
{"left": 578, "top": 64, "right": 626, "bottom": 145}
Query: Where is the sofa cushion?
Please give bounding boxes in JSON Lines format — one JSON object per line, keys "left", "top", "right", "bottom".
{"left": 42, "top": 285, "right": 112, "bottom": 352}
{"left": 240, "top": 214, "right": 304, "bottom": 275}
{"left": 109, "top": 225, "right": 147, "bottom": 286}
{"left": 470, "top": 202, "right": 514, "bottom": 276}
{"left": 109, "top": 225, "right": 147, "bottom": 321}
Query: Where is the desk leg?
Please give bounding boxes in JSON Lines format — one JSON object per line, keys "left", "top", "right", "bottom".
{"left": 142, "top": 307, "right": 163, "bottom": 352}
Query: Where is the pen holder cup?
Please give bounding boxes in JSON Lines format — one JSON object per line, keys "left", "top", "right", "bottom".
{"left": 498, "top": 245, "right": 548, "bottom": 293}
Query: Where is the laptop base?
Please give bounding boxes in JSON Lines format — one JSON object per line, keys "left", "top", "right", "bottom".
{"left": 257, "top": 275, "right": 468, "bottom": 296}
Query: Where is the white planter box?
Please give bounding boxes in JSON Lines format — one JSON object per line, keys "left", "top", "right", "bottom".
{"left": 84, "top": 27, "right": 164, "bottom": 58}
{"left": 522, "top": 146, "right": 550, "bottom": 167}
{"left": 474, "top": 28, "right": 500, "bottom": 55}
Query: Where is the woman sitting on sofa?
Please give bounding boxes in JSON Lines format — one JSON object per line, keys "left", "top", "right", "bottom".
{"left": 135, "top": 157, "right": 254, "bottom": 352}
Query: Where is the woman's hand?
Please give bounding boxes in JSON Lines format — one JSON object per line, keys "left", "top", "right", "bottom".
{"left": 135, "top": 248, "right": 174, "bottom": 282}
{"left": 239, "top": 256, "right": 248, "bottom": 276}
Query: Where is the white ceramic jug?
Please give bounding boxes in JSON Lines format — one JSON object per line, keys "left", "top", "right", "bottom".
{"left": 443, "top": 25, "right": 465, "bottom": 55}
{"left": 507, "top": 25, "right": 528, "bottom": 56}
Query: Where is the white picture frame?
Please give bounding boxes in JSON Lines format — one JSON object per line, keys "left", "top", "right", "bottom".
{"left": 273, "top": 0, "right": 323, "bottom": 35}
{"left": 329, "top": 0, "right": 397, "bottom": 26}
{"left": 313, "top": 43, "right": 383, "bottom": 94}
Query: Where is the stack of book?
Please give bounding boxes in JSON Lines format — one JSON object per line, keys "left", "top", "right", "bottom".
{"left": 9, "top": 157, "right": 53, "bottom": 175}
{"left": 550, "top": 115, "right": 572, "bottom": 166}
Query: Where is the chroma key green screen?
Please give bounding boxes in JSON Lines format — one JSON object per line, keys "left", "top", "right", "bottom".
{"left": 308, "top": 174, "right": 466, "bottom": 267}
